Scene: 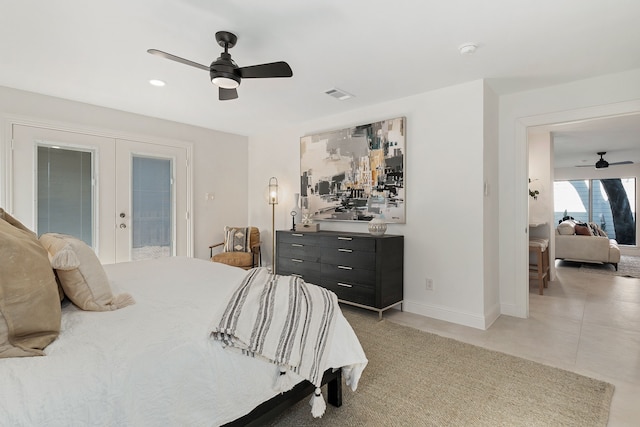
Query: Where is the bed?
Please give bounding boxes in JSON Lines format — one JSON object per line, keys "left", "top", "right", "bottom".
{"left": 0, "top": 215, "right": 368, "bottom": 426}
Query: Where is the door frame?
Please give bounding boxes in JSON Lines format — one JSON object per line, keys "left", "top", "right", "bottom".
{"left": 1, "top": 115, "right": 193, "bottom": 259}
{"left": 514, "top": 99, "right": 640, "bottom": 318}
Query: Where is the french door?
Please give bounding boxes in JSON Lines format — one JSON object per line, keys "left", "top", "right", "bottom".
{"left": 10, "top": 124, "right": 190, "bottom": 264}
{"left": 114, "top": 139, "right": 188, "bottom": 263}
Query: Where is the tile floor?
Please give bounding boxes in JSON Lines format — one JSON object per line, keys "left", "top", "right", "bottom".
{"left": 384, "top": 260, "right": 640, "bottom": 427}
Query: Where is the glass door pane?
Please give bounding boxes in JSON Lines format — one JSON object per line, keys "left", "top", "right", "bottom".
{"left": 131, "top": 156, "right": 172, "bottom": 261}
{"left": 553, "top": 180, "right": 589, "bottom": 224}
{"left": 37, "top": 145, "right": 93, "bottom": 246}
{"left": 554, "top": 178, "right": 636, "bottom": 245}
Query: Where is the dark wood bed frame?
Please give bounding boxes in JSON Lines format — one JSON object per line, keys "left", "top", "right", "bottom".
{"left": 224, "top": 368, "right": 343, "bottom": 426}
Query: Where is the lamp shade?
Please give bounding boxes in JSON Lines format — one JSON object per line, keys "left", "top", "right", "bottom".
{"left": 211, "top": 75, "right": 240, "bottom": 89}
{"left": 268, "top": 177, "right": 278, "bottom": 204}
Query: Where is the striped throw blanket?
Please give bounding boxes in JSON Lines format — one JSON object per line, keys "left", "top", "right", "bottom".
{"left": 210, "top": 267, "right": 338, "bottom": 390}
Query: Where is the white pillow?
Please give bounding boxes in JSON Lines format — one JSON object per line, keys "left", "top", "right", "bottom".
{"left": 557, "top": 220, "right": 576, "bottom": 235}
{"left": 39, "top": 233, "right": 135, "bottom": 311}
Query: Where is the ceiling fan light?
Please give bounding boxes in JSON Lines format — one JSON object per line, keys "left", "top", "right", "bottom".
{"left": 212, "top": 76, "right": 239, "bottom": 89}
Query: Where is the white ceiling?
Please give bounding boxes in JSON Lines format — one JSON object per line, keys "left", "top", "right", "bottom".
{"left": 532, "top": 113, "right": 640, "bottom": 168}
{"left": 1, "top": 0, "right": 640, "bottom": 138}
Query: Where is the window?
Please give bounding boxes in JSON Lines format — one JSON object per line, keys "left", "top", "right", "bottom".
{"left": 554, "top": 178, "right": 636, "bottom": 245}
{"left": 37, "top": 145, "right": 93, "bottom": 246}
{"left": 131, "top": 156, "right": 172, "bottom": 260}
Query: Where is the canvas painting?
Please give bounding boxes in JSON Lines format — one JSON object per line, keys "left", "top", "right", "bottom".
{"left": 300, "top": 117, "right": 405, "bottom": 223}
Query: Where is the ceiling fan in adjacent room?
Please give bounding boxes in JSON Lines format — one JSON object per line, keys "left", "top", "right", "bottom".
{"left": 147, "top": 31, "right": 293, "bottom": 101}
{"left": 576, "top": 151, "right": 634, "bottom": 168}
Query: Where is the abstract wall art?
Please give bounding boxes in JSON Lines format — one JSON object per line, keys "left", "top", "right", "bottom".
{"left": 300, "top": 117, "right": 406, "bottom": 223}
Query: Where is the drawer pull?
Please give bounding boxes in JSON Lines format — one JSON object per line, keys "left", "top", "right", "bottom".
{"left": 291, "top": 259, "right": 303, "bottom": 263}
{"left": 337, "top": 282, "right": 353, "bottom": 288}
{"left": 292, "top": 233, "right": 304, "bottom": 237}
{"left": 291, "top": 243, "right": 303, "bottom": 247}
{"left": 338, "top": 248, "right": 352, "bottom": 253}
{"left": 337, "top": 237, "right": 352, "bottom": 241}
{"left": 338, "top": 265, "right": 352, "bottom": 270}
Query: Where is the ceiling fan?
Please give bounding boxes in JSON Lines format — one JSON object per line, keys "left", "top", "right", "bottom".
{"left": 147, "top": 31, "right": 293, "bottom": 101}
{"left": 576, "top": 151, "right": 634, "bottom": 168}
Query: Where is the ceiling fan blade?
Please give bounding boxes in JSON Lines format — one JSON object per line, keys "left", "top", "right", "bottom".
{"left": 219, "top": 87, "right": 238, "bottom": 101}
{"left": 147, "top": 49, "right": 209, "bottom": 71}
{"left": 238, "top": 61, "right": 293, "bottom": 79}
{"left": 609, "top": 161, "right": 634, "bottom": 166}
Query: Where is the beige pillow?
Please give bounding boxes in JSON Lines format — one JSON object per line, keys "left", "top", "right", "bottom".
{"left": 0, "top": 209, "right": 61, "bottom": 358}
{"left": 39, "top": 233, "right": 135, "bottom": 311}
{"left": 557, "top": 220, "right": 576, "bottom": 235}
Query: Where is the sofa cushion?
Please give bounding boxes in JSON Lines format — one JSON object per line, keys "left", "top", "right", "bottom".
{"left": 588, "top": 221, "right": 608, "bottom": 237}
{"left": 574, "top": 224, "right": 593, "bottom": 236}
{"left": 557, "top": 220, "right": 576, "bottom": 235}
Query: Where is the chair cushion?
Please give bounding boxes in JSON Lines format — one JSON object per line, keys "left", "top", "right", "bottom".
{"left": 39, "top": 233, "right": 135, "bottom": 312}
{"left": 223, "top": 226, "right": 251, "bottom": 252}
{"left": 212, "top": 251, "right": 254, "bottom": 268}
{"left": 0, "top": 209, "right": 61, "bottom": 358}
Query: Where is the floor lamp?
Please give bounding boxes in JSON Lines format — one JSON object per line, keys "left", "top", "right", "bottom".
{"left": 268, "top": 177, "right": 278, "bottom": 273}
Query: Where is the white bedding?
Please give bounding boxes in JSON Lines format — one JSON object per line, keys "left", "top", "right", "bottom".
{"left": 0, "top": 257, "right": 367, "bottom": 426}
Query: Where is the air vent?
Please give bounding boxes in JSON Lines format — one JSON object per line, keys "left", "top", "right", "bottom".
{"left": 324, "top": 88, "right": 354, "bottom": 101}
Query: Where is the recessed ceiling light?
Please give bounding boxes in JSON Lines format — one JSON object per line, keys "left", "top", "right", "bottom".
{"left": 458, "top": 43, "right": 478, "bottom": 55}
{"left": 149, "top": 79, "right": 166, "bottom": 87}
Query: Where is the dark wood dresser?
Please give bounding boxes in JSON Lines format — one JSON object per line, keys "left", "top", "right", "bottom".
{"left": 276, "top": 230, "right": 403, "bottom": 318}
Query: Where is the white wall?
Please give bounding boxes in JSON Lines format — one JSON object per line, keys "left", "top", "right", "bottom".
{"left": 483, "top": 82, "right": 500, "bottom": 327}
{"left": 499, "top": 68, "right": 640, "bottom": 317}
{"left": 527, "top": 131, "right": 556, "bottom": 279}
{"left": 248, "top": 80, "right": 500, "bottom": 329}
{"left": 528, "top": 132, "right": 553, "bottom": 226}
{"left": 0, "top": 86, "right": 249, "bottom": 260}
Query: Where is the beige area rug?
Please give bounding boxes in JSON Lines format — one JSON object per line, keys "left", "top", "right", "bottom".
{"left": 270, "top": 308, "right": 614, "bottom": 427}
{"left": 574, "top": 255, "right": 640, "bottom": 278}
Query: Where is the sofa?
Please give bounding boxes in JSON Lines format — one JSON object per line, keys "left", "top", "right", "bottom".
{"left": 555, "top": 220, "right": 621, "bottom": 270}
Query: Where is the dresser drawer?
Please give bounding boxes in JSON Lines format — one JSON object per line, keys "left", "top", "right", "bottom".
{"left": 277, "top": 257, "right": 321, "bottom": 276}
{"left": 321, "top": 263, "right": 375, "bottom": 286}
{"left": 322, "top": 247, "right": 375, "bottom": 270}
{"left": 322, "top": 279, "right": 375, "bottom": 307}
{"left": 319, "top": 235, "right": 375, "bottom": 252}
{"left": 278, "top": 242, "right": 321, "bottom": 262}
{"left": 277, "top": 232, "right": 322, "bottom": 246}
{"left": 277, "top": 269, "right": 322, "bottom": 285}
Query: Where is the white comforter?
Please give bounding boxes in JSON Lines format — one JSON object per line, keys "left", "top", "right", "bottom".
{"left": 0, "top": 257, "right": 367, "bottom": 426}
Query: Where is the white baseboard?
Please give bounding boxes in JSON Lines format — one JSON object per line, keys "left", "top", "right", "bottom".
{"left": 500, "top": 302, "right": 526, "bottom": 318}
{"left": 403, "top": 300, "right": 490, "bottom": 330}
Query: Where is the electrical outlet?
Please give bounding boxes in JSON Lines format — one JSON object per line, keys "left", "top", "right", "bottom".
{"left": 425, "top": 278, "right": 434, "bottom": 291}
